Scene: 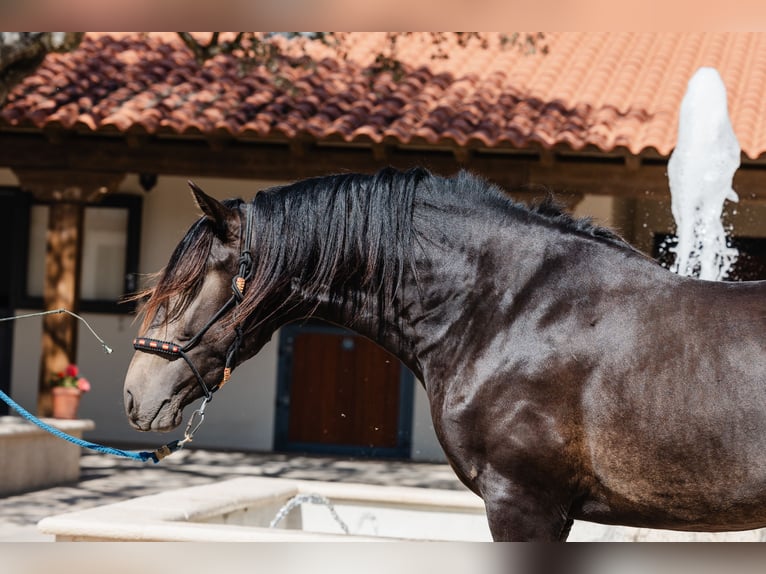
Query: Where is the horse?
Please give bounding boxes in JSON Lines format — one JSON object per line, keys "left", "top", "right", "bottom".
{"left": 124, "top": 167, "right": 766, "bottom": 541}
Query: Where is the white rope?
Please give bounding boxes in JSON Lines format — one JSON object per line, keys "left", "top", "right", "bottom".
{"left": 0, "top": 308, "right": 112, "bottom": 354}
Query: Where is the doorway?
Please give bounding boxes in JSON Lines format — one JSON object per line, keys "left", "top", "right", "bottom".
{"left": 0, "top": 187, "right": 27, "bottom": 414}
{"left": 274, "top": 321, "right": 414, "bottom": 458}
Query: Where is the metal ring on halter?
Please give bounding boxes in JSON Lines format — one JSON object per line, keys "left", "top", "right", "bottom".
{"left": 177, "top": 397, "right": 210, "bottom": 448}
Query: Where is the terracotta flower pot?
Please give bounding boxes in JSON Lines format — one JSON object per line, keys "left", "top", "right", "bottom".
{"left": 51, "top": 386, "right": 81, "bottom": 419}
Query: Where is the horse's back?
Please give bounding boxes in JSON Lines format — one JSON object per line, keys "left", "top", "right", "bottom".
{"left": 578, "top": 277, "right": 766, "bottom": 530}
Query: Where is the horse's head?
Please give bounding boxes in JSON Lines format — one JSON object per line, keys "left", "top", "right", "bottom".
{"left": 124, "top": 182, "right": 251, "bottom": 432}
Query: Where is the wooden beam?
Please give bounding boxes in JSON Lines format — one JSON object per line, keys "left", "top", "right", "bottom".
{"left": 12, "top": 169, "right": 126, "bottom": 203}
{"left": 289, "top": 139, "right": 309, "bottom": 158}
{"left": 452, "top": 147, "right": 473, "bottom": 165}
{"left": 625, "top": 154, "right": 642, "bottom": 172}
{"left": 38, "top": 201, "right": 84, "bottom": 416}
{"left": 3, "top": 131, "right": 766, "bottom": 203}
{"left": 538, "top": 148, "right": 555, "bottom": 168}
{"left": 372, "top": 143, "right": 392, "bottom": 162}
{"left": 527, "top": 161, "right": 672, "bottom": 201}
{"left": 0, "top": 132, "right": 477, "bottom": 182}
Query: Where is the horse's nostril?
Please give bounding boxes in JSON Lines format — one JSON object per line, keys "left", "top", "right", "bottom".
{"left": 125, "top": 389, "right": 135, "bottom": 414}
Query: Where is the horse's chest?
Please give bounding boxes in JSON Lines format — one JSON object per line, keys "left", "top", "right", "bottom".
{"left": 430, "top": 380, "right": 577, "bottom": 490}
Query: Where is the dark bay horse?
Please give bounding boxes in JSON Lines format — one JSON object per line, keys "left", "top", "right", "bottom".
{"left": 124, "top": 167, "right": 766, "bottom": 541}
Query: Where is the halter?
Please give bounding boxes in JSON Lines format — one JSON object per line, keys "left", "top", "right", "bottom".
{"left": 133, "top": 201, "right": 255, "bottom": 402}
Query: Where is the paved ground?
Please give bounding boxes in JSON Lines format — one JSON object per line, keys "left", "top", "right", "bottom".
{"left": 0, "top": 448, "right": 467, "bottom": 541}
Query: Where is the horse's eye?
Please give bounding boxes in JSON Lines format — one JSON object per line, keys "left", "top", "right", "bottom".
{"left": 176, "top": 331, "right": 195, "bottom": 343}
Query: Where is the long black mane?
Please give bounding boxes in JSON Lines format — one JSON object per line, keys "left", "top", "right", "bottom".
{"left": 144, "top": 167, "right": 634, "bottom": 333}
{"left": 237, "top": 167, "right": 427, "bottom": 334}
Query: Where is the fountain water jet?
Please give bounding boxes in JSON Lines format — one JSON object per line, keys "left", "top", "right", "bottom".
{"left": 667, "top": 67, "right": 740, "bottom": 280}
{"left": 269, "top": 492, "right": 350, "bottom": 533}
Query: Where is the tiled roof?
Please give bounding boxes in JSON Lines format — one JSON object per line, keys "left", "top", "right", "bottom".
{"left": 4, "top": 32, "right": 766, "bottom": 159}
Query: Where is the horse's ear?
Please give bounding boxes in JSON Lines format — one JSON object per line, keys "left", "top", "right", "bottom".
{"left": 188, "top": 181, "right": 228, "bottom": 239}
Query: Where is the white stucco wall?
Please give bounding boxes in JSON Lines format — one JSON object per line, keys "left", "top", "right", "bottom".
{"left": 3, "top": 170, "right": 446, "bottom": 461}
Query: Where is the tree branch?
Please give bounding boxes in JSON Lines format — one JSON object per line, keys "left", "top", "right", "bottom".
{"left": 0, "top": 32, "right": 84, "bottom": 106}
{"left": 177, "top": 32, "right": 208, "bottom": 64}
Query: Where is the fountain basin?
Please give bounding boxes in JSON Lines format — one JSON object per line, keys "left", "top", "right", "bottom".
{"left": 37, "top": 474, "right": 766, "bottom": 541}
{"left": 37, "top": 476, "right": 492, "bottom": 541}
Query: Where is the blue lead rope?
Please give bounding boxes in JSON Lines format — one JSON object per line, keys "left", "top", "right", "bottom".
{"left": 0, "top": 387, "right": 182, "bottom": 463}
{"left": 0, "top": 309, "right": 203, "bottom": 463}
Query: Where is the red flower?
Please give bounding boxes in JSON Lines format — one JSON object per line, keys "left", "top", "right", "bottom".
{"left": 50, "top": 364, "right": 92, "bottom": 393}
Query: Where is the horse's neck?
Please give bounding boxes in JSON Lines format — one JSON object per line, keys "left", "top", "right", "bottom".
{"left": 287, "top": 276, "right": 422, "bottom": 377}
{"left": 271, "top": 187, "right": 655, "bottom": 392}
{"left": 284, "top": 197, "right": 508, "bottom": 381}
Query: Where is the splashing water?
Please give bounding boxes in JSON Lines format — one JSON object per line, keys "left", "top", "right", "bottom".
{"left": 667, "top": 67, "right": 740, "bottom": 280}
{"left": 269, "top": 493, "right": 350, "bottom": 534}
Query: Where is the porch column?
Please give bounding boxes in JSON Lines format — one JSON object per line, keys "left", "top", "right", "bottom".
{"left": 12, "top": 169, "right": 125, "bottom": 416}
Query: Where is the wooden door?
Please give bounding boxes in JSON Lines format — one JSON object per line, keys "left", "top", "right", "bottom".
{"left": 274, "top": 322, "right": 413, "bottom": 458}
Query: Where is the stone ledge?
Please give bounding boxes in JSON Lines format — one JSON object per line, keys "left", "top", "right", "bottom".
{"left": 38, "top": 476, "right": 490, "bottom": 541}
{"left": 0, "top": 415, "right": 95, "bottom": 436}
{"left": 0, "top": 416, "right": 95, "bottom": 497}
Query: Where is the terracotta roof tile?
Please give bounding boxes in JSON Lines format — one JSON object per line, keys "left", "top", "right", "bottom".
{"left": 6, "top": 32, "right": 766, "bottom": 159}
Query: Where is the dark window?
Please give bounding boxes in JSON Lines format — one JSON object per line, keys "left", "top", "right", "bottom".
{"left": 654, "top": 234, "right": 766, "bottom": 281}
{"left": 0, "top": 187, "right": 29, "bottom": 414}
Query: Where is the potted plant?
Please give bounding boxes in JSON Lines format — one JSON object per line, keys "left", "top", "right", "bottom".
{"left": 50, "top": 364, "right": 91, "bottom": 419}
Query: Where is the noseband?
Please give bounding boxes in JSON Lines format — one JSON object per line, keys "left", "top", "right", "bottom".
{"left": 133, "top": 201, "right": 254, "bottom": 401}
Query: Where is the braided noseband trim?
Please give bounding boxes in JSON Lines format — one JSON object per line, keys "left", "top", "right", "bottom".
{"left": 133, "top": 338, "right": 181, "bottom": 356}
